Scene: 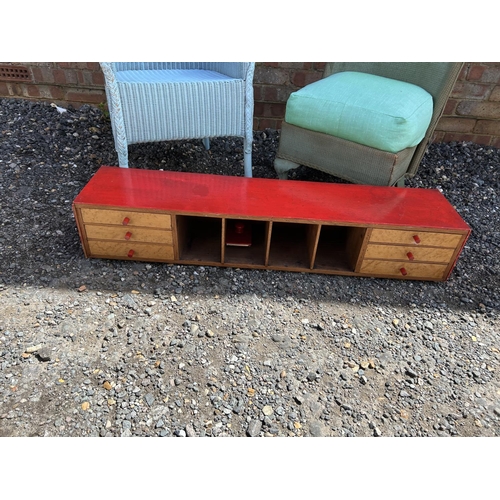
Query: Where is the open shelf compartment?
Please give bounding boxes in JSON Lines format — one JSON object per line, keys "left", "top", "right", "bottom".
{"left": 176, "top": 215, "right": 222, "bottom": 264}
{"left": 314, "top": 225, "right": 366, "bottom": 272}
{"left": 267, "top": 221, "right": 319, "bottom": 270}
{"left": 223, "top": 219, "right": 270, "bottom": 266}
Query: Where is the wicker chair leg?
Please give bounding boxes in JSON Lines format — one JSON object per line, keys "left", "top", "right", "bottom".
{"left": 243, "top": 138, "right": 252, "bottom": 178}
{"left": 274, "top": 158, "right": 299, "bottom": 180}
{"left": 117, "top": 146, "right": 129, "bottom": 168}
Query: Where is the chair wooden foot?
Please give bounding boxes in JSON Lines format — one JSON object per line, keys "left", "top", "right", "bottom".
{"left": 274, "top": 158, "right": 299, "bottom": 180}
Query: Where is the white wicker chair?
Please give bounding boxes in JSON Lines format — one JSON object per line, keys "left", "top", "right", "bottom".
{"left": 100, "top": 62, "right": 255, "bottom": 177}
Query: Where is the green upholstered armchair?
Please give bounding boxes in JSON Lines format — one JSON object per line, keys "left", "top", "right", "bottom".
{"left": 274, "top": 62, "right": 463, "bottom": 186}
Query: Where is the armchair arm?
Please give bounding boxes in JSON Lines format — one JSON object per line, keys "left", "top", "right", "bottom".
{"left": 199, "top": 63, "right": 254, "bottom": 81}
{"left": 99, "top": 63, "right": 128, "bottom": 164}
{"left": 104, "top": 62, "right": 254, "bottom": 81}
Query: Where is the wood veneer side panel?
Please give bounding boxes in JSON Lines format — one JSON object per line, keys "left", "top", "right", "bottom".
{"left": 221, "top": 218, "right": 227, "bottom": 264}
{"left": 264, "top": 221, "right": 273, "bottom": 267}
{"left": 353, "top": 227, "right": 371, "bottom": 273}
{"left": 72, "top": 204, "right": 91, "bottom": 258}
{"left": 345, "top": 226, "right": 368, "bottom": 272}
{"left": 307, "top": 224, "right": 321, "bottom": 270}
{"left": 443, "top": 232, "right": 471, "bottom": 280}
{"left": 175, "top": 215, "right": 188, "bottom": 261}
{"left": 171, "top": 213, "right": 180, "bottom": 261}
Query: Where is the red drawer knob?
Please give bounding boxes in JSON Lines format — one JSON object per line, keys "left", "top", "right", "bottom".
{"left": 407, "top": 252, "right": 415, "bottom": 261}
{"left": 127, "top": 249, "right": 135, "bottom": 258}
{"left": 124, "top": 231, "right": 132, "bottom": 240}
{"left": 413, "top": 235, "right": 421, "bottom": 244}
{"left": 235, "top": 222, "right": 245, "bottom": 234}
{"left": 400, "top": 267, "right": 408, "bottom": 276}
{"left": 123, "top": 217, "right": 130, "bottom": 226}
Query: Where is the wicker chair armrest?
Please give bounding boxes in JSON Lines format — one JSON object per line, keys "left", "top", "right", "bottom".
{"left": 199, "top": 63, "right": 254, "bottom": 81}
{"left": 102, "top": 62, "right": 254, "bottom": 81}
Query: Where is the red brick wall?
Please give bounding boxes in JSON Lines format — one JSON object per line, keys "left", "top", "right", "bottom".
{"left": 1, "top": 61, "right": 500, "bottom": 147}
{"left": 0, "top": 62, "right": 106, "bottom": 106}
{"left": 253, "top": 62, "right": 325, "bottom": 130}
{"left": 434, "top": 63, "right": 500, "bottom": 148}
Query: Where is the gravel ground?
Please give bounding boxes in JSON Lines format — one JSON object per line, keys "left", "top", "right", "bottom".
{"left": 1, "top": 98, "right": 499, "bottom": 439}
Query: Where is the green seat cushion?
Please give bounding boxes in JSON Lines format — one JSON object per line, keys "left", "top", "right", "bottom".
{"left": 285, "top": 71, "right": 434, "bottom": 153}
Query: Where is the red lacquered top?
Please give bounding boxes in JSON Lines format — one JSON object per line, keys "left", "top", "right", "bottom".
{"left": 73, "top": 167, "right": 471, "bottom": 232}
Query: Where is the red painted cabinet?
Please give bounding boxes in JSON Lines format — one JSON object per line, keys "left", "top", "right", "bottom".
{"left": 72, "top": 167, "right": 471, "bottom": 281}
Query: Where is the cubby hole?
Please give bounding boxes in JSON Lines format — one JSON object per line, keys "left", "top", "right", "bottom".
{"left": 224, "top": 219, "right": 268, "bottom": 266}
{"left": 268, "top": 222, "right": 317, "bottom": 270}
{"left": 176, "top": 215, "right": 222, "bottom": 263}
{"left": 314, "top": 225, "right": 365, "bottom": 272}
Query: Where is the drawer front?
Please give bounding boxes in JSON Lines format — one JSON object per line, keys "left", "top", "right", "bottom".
{"left": 369, "top": 229, "right": 462, "bottom": 248}
{"left": 364, "top": 244, "right": 455, "bottom": 263}
{"left": 88, "top": 241, "right": 174, "bottom": 261}
{"left": 360, "top": 259, "right": 447, "bottom": 279}
{"left": 80, "top": 208, "right": 171, "bottom": 229}
{"left": 85, "top": 225, "right": 173, "bottom": 244}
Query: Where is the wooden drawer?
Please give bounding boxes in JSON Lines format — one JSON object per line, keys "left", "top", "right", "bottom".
{"left": 80, "top": 208, "right": 172, "bottom": 229}
{"left": 363, "top": 244, "right": 455, "bottom": 263}
{"left": 88, "top": 241, "right": 174, "bottom": 261}
{"left": 369, "top": 229, "right": 462, "bottom": 247}
{"left": 85, "top": 225, "right": 173, "bottom": 244}
{"left": 359, "top": 259, "right": 448, "bottom": 280}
